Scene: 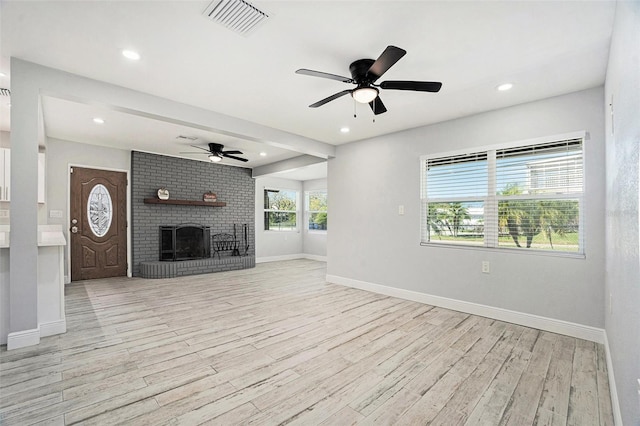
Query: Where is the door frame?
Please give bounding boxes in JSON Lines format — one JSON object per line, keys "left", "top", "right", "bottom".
{"left": 66, "top": 163, "right": 131, "bottom": 283}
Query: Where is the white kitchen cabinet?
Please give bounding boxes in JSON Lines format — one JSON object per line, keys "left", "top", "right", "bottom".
{"left": 0, "top": 148, "right": 9, "bottom": 202}
{"left": 38, "top": 152, "right": 45, "bottom": 204}
{"left": 0, "top": 149, "right": 45, "bottom": 203}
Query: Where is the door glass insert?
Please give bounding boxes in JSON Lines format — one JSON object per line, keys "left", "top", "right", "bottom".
{"left": 87, "top": 184, "right": 113, "bottom": 237}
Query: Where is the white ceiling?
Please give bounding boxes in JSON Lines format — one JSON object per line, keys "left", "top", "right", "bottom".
{"left": 0, "top": 1, "right": 616, "bottom": 179}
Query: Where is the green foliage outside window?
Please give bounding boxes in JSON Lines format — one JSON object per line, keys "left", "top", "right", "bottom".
{"left": 264, "top": 189, "right": 297, "bottom": 231}
{"left": 307, "top": 191, "right": 327, "bottom": 231}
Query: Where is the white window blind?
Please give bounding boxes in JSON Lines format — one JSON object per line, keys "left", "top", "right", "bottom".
{"left": 422, "top": 152, "right": 487, "bottom": 246}
{"left": 421, "top": 137, "right": 584, "bottom": 254}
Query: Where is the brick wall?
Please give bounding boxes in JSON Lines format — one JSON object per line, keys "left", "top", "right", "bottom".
{"left": 131, "top": 151, "right": 255, "bottom": 276}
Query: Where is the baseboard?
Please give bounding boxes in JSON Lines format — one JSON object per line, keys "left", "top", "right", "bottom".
{"left": 256, "top": 254, "right": 305, "bottom": 263}
{"left": 603, "top": 332, "right": 623, "bottom": 425}
{"left": 40, "top": 319, "right": 67, "bottom": 338}
{"left": 7, "top": 327, "right": 40, "bottom": 350}
{"left": 326, "top": 274, "right": 605, "bottom": 343}
{"left": 257, "top": 254, "right": 327, "bottom": 263}
{"left": 302, "top": 254, "right": 327, "bottom": 262}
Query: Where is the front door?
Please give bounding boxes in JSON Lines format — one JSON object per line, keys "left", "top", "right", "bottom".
{"left": 70, "top": 167, "right": 127, "bottom": 281}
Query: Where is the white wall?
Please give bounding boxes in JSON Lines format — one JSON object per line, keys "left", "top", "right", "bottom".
{"left": 254, "top": 176, "right": 303, "bottom": 261}
{"left": 328, "top": 87, "right": 605, "bottom": 329}
{"left": 46, "top": 138, "right": 131, "bottom": 280}
{"left": 302, "top": 178, "right": 327, "bottom": 259}
{"left": 604, "top": 1, "right": 640, "bottom": 424}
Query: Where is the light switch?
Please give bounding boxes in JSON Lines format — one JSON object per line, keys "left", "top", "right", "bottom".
{"left": 49, "top": 210, "right": 63, "bottom": 218}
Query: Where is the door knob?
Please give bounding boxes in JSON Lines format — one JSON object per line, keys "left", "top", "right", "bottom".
{"left": 71, "top": 226, "right": 78, "bottom": 234}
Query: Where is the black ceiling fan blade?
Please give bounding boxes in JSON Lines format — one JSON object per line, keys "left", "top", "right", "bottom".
{"left": 296, "top": 69, "right": 354, "bottom": 84}
{"left": 366, "top": 46, "right": 407, "bottom": 82}
{"left": 380, "top": 80, "right": 442, "bottom": 92}
{"left": 222, "top": 153, "right": 249, "bottom": 162}
{"left": 222, "top": 150, "right": 243, "bottom": 155}
{"left": 189, "top": 145, "right": 212, "bottom": 152}
{"left": 369, "top": 97, "right": 387, "bottom": 115}
{"left": 309, "top": 90, "right": 352, "bottom": 108}
{"left": 179, "top": 151, "right": 210, "bottom": 154}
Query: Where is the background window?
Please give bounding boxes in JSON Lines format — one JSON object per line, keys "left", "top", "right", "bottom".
{"left": 306, "top": 190, "right": 327, "bottom": 231}
{"left": 422, "top": 137, "right": 584, "bottom": 254}
{"left": 264, "top": 189, "right": 298, "bottom": 231}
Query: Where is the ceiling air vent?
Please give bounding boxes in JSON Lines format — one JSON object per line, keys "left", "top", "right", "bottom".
{"left": 0, "top": 88, "right": 10, "bottom": 97}
{"left": 203, "top": 0, "right": 269, "bottom": 36}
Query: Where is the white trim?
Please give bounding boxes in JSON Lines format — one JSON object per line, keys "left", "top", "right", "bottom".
{"left": 257, "top": 253, "right": 327, "bottom": 263}
{"left": 257, "top": 254, "right": 304, "bottom": 263}
{"left": 7, "top": 327, "right": 40, "bottom": 350}
{"left": 603, "top": 331, "right": 623, "bottom": 425}
{"left": 303, "top": 254, "right": 327, "bottom": 262}
{"left": 326, "top": 274, "right": 604, "bottom": 343}
{"left": 40, "top": 319, "right": 67, "bottom": 338}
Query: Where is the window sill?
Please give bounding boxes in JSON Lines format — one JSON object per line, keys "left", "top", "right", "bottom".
{"left": 419, "top": 242, "right": 586, "bottom": 259}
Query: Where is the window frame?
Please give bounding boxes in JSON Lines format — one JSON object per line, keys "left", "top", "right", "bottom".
{"left": 263, "top": 187, "right": 299, "bottom": 232}
{"left": 305, "top": 189, "right": 328, "bottom": 233}
{"left": 420, "top": 131, "right": 586, "bottom": 257}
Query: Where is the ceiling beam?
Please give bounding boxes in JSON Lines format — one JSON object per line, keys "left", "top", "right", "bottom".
{"left": 252, "top": 155, "right": 326, "bottom": 178}
{"left": 16, "top": 58, "right": 336, "bottom": 160}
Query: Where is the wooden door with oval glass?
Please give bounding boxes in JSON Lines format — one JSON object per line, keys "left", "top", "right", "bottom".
{"left": 70, "top": 167, "right": 127, "bottom": 281}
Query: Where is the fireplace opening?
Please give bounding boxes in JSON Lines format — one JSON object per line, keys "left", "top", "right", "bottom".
{"left": 160, "top": 225, "right": 211, "bottom": 261}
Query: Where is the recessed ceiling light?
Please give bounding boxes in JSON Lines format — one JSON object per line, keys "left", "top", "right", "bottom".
{"left": 259, "top": 152, "right": 267, "bottom": 157}
{"left": 93, "top": 117, "right": 105, "bottom": 124}
{"left": 497, "top": 83, "right": 513, "bottom": 91}
{"left": 122, "top": 49, "right": 141, "bottom": 61}
{"left": 340, "top": 127, "right": 350, "bottom": 133}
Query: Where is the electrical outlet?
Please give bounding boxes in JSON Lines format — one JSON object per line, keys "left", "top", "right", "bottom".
{"left": 398, "top": 205, "right": 405, "bottom": 215}
{"left": 482, "top": 261, "right": 490, "bottom": 274}
{"left": 0, "top": 210, "right": 8, "bottom": 218}
{"left": 49, "top": 210, "right": 63, "bottom": 218}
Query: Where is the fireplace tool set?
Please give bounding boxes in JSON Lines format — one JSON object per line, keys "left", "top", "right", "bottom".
{"left": 212, "top": 224, "right": 251, "bottom": 259}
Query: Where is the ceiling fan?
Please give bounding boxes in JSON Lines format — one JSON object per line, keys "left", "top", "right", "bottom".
{"left": 180, "top": 142, "right": 248, "bottom": 163}
{"left": 296, "top": 45, "right": 442, "bottom": 115}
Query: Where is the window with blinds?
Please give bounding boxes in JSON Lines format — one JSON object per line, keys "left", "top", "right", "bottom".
{"left": 421, "top": 136, "right": 584, "bottom": 254}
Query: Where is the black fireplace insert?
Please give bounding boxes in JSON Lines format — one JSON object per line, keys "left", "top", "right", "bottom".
{"left": 160, "top": 224, "right": 211, "bottom": 261}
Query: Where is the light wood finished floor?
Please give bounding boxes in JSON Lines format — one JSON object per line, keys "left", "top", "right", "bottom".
{"left": 0, "top": 259, "right": 613, "bottom": 425}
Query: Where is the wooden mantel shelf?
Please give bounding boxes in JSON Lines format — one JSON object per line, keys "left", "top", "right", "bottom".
{"left": 143, "top": 198, "right": 227, "bottom": 207}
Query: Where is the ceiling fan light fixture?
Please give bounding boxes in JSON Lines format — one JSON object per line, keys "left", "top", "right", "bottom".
{"left": 352, "top": 86, "right": 378, "bottom": 104}
{"left": 208, "top": 154, "right": 222, "bottom": 162}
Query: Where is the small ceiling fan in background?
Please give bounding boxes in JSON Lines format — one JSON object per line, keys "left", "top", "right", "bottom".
{"left": 296, "top": 45, "right": 442, "bottom": 115}
{"left": 180, "top": 142, "right": 248, "bottom": 162}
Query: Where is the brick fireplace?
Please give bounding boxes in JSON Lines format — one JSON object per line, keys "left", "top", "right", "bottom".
{"left": 131, "top": 151, "right": 255, "bottom": 278}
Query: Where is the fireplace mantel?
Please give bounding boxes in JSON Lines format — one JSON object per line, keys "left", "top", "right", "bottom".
{"left": 143, "top": 198, "right": 227, "bottom": 207}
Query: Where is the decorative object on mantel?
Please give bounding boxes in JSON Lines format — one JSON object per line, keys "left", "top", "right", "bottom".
{"left": 203, "top": 192, "right": 217, "bottom": 203}
{"left": 157, "top": 188, "right": 170, "bottom": 200}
